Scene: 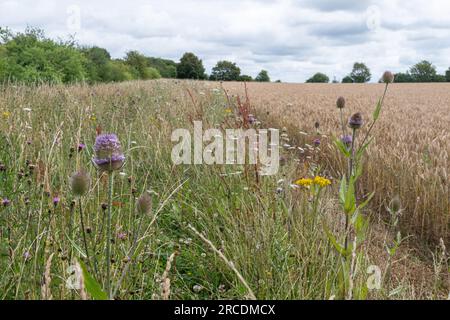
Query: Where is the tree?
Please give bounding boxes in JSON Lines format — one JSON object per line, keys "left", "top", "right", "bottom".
{"left": 82, "top": 46, "right": 111, "bottom": 82}
{"left": 349, "top": 62, "right": 371, "bottom": 83}
{"left": 342, "top": 76, "right": 353, "bottom": 83}
{"left": 147, "top": 57, "right": 177, "bottom": 78}
{"left": 409, "top": 60, "right": 437, "bottom": 82}
{"left": 394, "top": 72, "right": 412, "bottom": 83}
{"left": 239, "top": 75, "right": 253, "bottom": 82}
{"left": 446, "top": 68, "right": 450, "bottom": 82}
{"left": 176, "top": 52, "right": 206, "bottom": 80}
{"left": 255, "top": 70, "right": 270, "bottom": 82}
{"left": 306, "top": 72, "right": 329, "bottom": 83}
{"left": 210, "top": 60, "right": 241, "bottom": 81}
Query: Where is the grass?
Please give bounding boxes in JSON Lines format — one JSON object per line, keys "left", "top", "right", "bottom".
{"left": 0, "top": 79, "right": 448, "bottom": 300}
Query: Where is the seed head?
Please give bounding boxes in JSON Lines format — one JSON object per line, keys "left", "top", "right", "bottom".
{"left": 136, "top": 192, "right": 152, "bottom": 215}
{"left": 382, "top": 71, "right": 394, "bottom": 84}
{"left": 93, "top": 133, "right": 125, "bottom": 172}
{"left": 70, "top": 170, "right": 91, "bottom": 197}
{"left": 348, "top": 112, "right": 363, "bottom": 129}
{"left": 336, "top": 96, "right": 346, "bottom": 109}
{"left": 389, "top": 195, "right": 401, "bottom": 213}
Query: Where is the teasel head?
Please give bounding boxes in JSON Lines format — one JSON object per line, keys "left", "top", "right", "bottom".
{"left": 348, "top": 112, "right": 363, "bottom": 129}
{"left": 336, "top": 96, "right": 346, "bottom": 109}
{"left": 314, "top": 121, "right": 320, "bottom": 129}
{"left": 389, "top": 195, "right": 401, "bottom": 213}
{"left": 382, "top": 71, "right": 394, "bottom": 84}
{"left": 340, "top": 134, "right": 353, "bottom": 147}
{"left": 136, "top": 192, "right": 152, "bottom": 215}
{"left": 93, "top": 133, "right": 125, "bottom": 172}
{"left": 70, "top": 170, "right": 91, "bottom": 197}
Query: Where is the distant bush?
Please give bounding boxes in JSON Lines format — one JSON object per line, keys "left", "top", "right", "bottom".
{"left": 255, "top": 70, "right": 270, "bottom": 82}
{"left": 306, "top": 72, "right": 329, "bottom": 83}
{"left": 177, "top": 52, "right": 207, "bottom": 80}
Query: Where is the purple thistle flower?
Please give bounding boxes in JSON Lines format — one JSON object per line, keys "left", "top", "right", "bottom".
{"left": 53, "top": 197, "right": 60, "bottom": 206}
{"left": 117, "top": 232, "right": 127, "bottom": 240}
{"left": 248, "top": 114, "right": 256, "bottom": 125}
{"left": 2, "top": 198, "right": 11, "bottom": 207}
{"left": 348, "top": 112, "right": 363, "bottom": 129}
{"left": 78, "top": 143, "right": 86, "bottom": 152}
{"left": 313, "top": 138, "right": 321, "bottom": 146}
{"left": 93, "top": 134, "right": 125, "bottom": 172}
{"left": 340, "top": 135, "right": 353, "bottom": 147}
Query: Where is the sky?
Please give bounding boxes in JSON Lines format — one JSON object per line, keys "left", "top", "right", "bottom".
{"left": 1, "top": 0, "right": 450, "bottom": 83}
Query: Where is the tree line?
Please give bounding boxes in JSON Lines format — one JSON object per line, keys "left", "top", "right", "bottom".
{"left": 306, "top": 61, "right": 450, "bottom": 83}
{"left": 0, "top": 27, "right": 271, "bottom": 84}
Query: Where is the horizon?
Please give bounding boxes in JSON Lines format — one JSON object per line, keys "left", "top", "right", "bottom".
{"left": 1, "top": 0, "right": 450, "bottom": 83}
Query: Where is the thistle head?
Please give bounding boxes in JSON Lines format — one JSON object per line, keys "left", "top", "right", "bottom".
{"left": 340, "top": 134, "right": 353, "bottom": 147}
{"left": 70, "top": 170, "right": 91, "bottom": 197}
{"left": 93, "top": 133, "right": 125, "bottom": 172}
{"left": 382, "top": 71, "right": 394, "bottom": 84}
{"left": 348, "top": 112, "right": 363, "bottom": 129}
{"left": 336, "top": 96, "right": 346, "bottom": 109}
{"left": 136, "top": 192, "right": 152, "bottom": 215}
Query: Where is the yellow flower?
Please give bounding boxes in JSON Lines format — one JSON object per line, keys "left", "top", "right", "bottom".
{"left": 224, "top": 108, "right": 232, "bottom": 113}
{"left": 295, "top": 178, "right": 313, "bottom": 187}
{"left": 90, "top": 115, "right": 97, "bottom": 122}
{"left": 313, "top": 176, "right": 331, "bottom": 187}
{"left": 2, "top": 111, "right": 11, "bottom": 120}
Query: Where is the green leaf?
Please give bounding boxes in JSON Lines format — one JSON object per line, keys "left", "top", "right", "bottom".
{"left": 322, "top": 221, "right": 348, "bottom": 256}
{"left": 334, "top": 138, "right": 351, "bottom": 158}
{"left": 373, "top": 98, "right": 382, "bottom": 121}
{"left": 356, "top": 191, "right": 375, "bottom": 211}
{"left": 356, "top": 137, "right": 374, "bottom": 161}
{"left": 78, "top": 260, "right": 108, "bottom": 300}
{"left": 339, "top": 176, "right": 347, "bottom": 205}
{"left": 344, "top": 176, "right": 356, "bottom": 214}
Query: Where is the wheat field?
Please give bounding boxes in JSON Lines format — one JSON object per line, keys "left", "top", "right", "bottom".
{"left": 0, "top": 80, "right": 448, "bottom": 300}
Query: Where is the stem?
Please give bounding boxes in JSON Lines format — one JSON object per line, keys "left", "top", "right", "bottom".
{"left": 106, "top": 172, "right": 114, "bottom": 299}
{"left": 339, "top": 108, "right": 346, "bottom": 138}
{"left": 359, "top": 83, "right": 388, "bottom": 149}
{"left": 78, "top": 198, "right": 93, "bottom": 271}
{"left": 345, "top": 128, "right": 357, "bottom": 254}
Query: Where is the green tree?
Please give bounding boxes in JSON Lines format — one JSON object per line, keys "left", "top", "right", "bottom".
{"left": 394, "top": 72, "right": 412, "bottom": 83}
{"left": 446, "top": 68, "right": 450, "bottom": 82}
{"left": 82, "top": 46, "right": 111, "bottom": 82}
{"left": 210, "top": 60, "right": 241, "bottom": 81}
{"left": 349, "top": 62, "right": 371, "bottom": 83}
{"left": 409, "top": 60, "right": 437, "bottom": 82}
{"left": 342, "top": 76, "right": 353, "bottom": 83}
{"left": 239, "top": 75, "right": 253, "bottom": 82}
{"left": 306, "top": 72, "right": 329, "bottom": 83}
{"left": 176, "top": 52, "right": 206, "bottom": 80}
{"left": 104, "top": 60, "right": 135, "bottom": 82}
{"left": 147, "top": 57, "right": 177, "bottom": 78}
{"left": 255, "top": 70, "right": 270, "bottom": 82}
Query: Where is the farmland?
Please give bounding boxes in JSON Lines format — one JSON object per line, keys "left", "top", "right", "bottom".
{"left": 0, "top": 79, "right": 448, "bottom": 300}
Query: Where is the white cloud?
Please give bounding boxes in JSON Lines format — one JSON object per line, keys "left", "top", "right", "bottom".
{"left": 1, "top": 0, "right": 449, "bottom": 82}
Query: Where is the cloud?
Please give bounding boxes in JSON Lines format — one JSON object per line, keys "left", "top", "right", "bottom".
{"left": 1, "top": 0, "right": 450, "bottom": 82}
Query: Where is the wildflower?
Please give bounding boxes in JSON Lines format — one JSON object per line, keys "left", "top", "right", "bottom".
{"left": 336, "top": 96, "right": 346, "bottom": 109}
{"left": 340, "top": 134, "right": 353, "bottom": 147}
{"left": 2, "top": 198, "right": 11, "bottom": 207}
{"left": 348, "top": 112, "right": 363, "bottom": 129}
{"left": 313, "top": 138, "right": 321, "bottom": 146}
{"left": 23, "top": 251, "right": 32, "bottom": 261}
{"left": 224, "top": 108, "right": 232, "bottom": 113}
{"left": 136, "top": 192, "right": 152, "bottom": 215}
{"left": 117, "top": 232, "right": 127, "bottom": 241}
{"left": 2, "top": 111, "right": 11, "bottom": 119}
{"left": 78, "top": 143, "right": 86, "bottom": 152}
{"left": 382, "top": 71, "right": 394, "bottom": 84}
{"left": 93, "top": 133, "right": 125, "bottom": 172}
{"left": 313, "top": 176, "right": 331, "bottom": 187}
{"left": 295, "top": 178, "right": 313, "bottom": 187}
{"left": 248, "top": 114, "right": 256, "bottom": 124}
{"left": 70, "top": 170, "right": 91, "bottom": 197}
{"left": 53, "top": 197, "right": 60, "bottom": 207}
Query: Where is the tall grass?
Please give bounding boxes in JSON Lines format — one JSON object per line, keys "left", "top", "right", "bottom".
{"left": 0, "top": 80, "right": 447, "bottom": 299}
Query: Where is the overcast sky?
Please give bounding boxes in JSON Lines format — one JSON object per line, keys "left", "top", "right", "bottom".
{"left": 1, "top": 0, "right": 449, "bottom": 82}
